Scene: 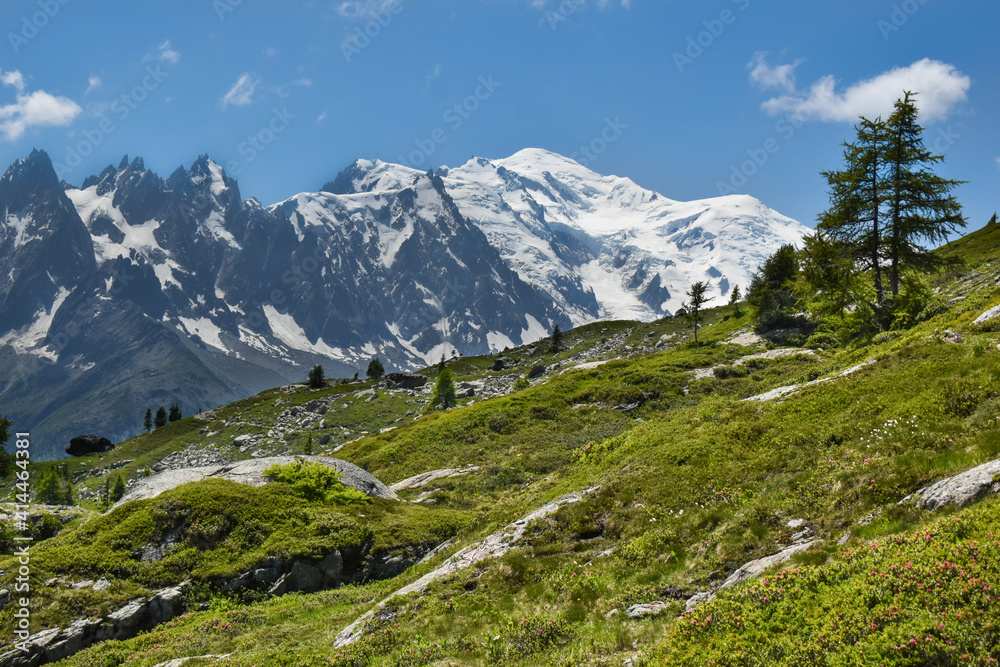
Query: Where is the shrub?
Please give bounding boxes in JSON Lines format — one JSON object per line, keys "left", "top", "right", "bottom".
{"left": 263, "top": 460, "right": 370, "bottom": 505}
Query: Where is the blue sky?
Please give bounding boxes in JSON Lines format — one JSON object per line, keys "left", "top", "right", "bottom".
{"left": 1, "top": 0, "right": 997, "bottom": 230}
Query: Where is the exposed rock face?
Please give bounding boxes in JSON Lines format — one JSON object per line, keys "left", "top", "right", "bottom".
{"left": 334, "top": 486, "right": 601, "bottom": 648}
{"left": 974, "top": 304, "right": 1000, "bottom": 325}
{"left": 114, "top": 455, "right": 397, "bottom": 508}
{"left": 902, "top": 459, "right": 1000, "bottom": 511}
{"left": 389, "top": 467, "right": 479, "bottom": 493}
{"left": 383, "top": 373, "right": 429, "bottom": 390}
{"left": 65, "top": 434, "right": 114, "bottom": 457}
{"left": 0, "top": 583, "right": 188, "bottom": 667}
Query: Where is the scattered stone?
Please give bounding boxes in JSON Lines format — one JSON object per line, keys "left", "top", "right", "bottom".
{"left": 942, "top": 329, "right": 965, "bottom": 345}
{"left": 625, "top": 601, "right": 672, "bottom": 619}
{"left": 93, "top": 578, "right": 110, "bottom": 591}
{"left": 527, "top": 364, "right": 546, "bottom": 379}
{"left": 729, "top": 331, "right": 763, "bottom": 347}
{"left": 153, "top": 656, "right": 232, "bottom": 667}
{"left": 66, "top": 435, "right": 115, "bottom": 457}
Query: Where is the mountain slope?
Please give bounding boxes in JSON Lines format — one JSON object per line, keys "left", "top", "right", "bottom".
{"left": 0, "top": 149, "right": 804, "bottom": 458}
{"left": 2, "top": 220, "right": 999, "bottom": 665}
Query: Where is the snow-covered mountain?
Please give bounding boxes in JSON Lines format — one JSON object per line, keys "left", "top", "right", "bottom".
{"left": 0, "top": 148, "right": 806, "bottom": 458}
{"left": 324, "top": 149, "right": 806, "bottom": 323}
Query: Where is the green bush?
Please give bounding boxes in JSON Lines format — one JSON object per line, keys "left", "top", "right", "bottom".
{"left": 263, "top": 460, "right": 370, "bottom": 505}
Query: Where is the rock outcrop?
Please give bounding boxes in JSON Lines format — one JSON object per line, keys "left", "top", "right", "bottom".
{"left": 65, "top": 435, "right": 114, "bottom": 457}
{"left": 0, "top": 583, "right": 188, "bottom": 667}
{"left": 901, "top": 458, "right": 1000, "bottom": 511}
{"left": 114, "top": 455, "right": 396, "bottom": 508}
{"left": 334, "top": 486, "right": 601, "bottom": 647}
{"left": 383, "top": 373, "right": 429, "bottom": 389}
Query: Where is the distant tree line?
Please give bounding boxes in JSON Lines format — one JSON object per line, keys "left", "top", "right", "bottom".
{"left": 143, "top": 404, "right": 182, "bottom": 432}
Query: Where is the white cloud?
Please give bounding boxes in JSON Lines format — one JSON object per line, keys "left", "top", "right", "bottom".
{"left": 758, "top": 58, "right": 970, "bottom": 123}
{"left": 0, "top": 70, "right": 81, "bottom": 141}
{"left": 264, "top": 47, "right": 279, "bottom": 57}
{"left": 317, "top": 109, "right": 329, "bottom": 124}
{"left": 1, "top": 70, "right": 25, "bottom": 93}
{"left": 85, "top": 76, "right": 102, "bottom": 96}
{"left": 748, "top": 53, "right": 801, "bottom": 94}
{"left": 157, "top": 40, "right": 181, "bottom": 64}
{"left": 996, "top": 158, "right": 1000, "bottom": 171}
{"left": 221, "top": 73, "right": 260, "bottom": 108}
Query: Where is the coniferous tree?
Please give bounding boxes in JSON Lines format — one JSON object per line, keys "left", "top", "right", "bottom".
{"left": 989, "top": 213, "right": 998, "bottom": 226}
{"left": 101, "top": 476, "right": 111, "bottom": 511}
{"left": 308, "top": 365, "right": 325, "bottom": 389}
{"left": 168, "top": 404, "right": 182, "bottom": 422}
{"left": 796, "top": 232, "right": 861, "bottom": 320}
{"left": 438, "top": 354, "right": 446, "bottom": 371}
{"left": 143, "top": 408, "right": 153, "bottom": 433}
{"left": 154, "top": 406, "right": 168, "bottom": 428}
{"left": 110, "top": 474, "right": 127, "bottom": 503}
{"left": 819, "top": 116, "right": 890, "bottom": 306}
{"left": 366, "top": 357, "right": 385, "bottom": 381}
{"left": 683, "top": 281, "right": 711, "bottom": 344}
{"left": 550, "top": 324, "right": 563, "bottom": 354}
{"left": 304, "top": 433, "right": 313, "bottom": 455}
{"left": 729, "top": 284, "right": 742, "bottom": 317}
{"left": 884, "top": 92, "right": 966, "bottom": 295}
{"left": 36, "top": 465, "right": 73, "bottom": 505}
{"left": 748, "top": 245, "right": 800, "bottom": 331}
{"left": 0, "top": 417, "right": 11, "bottom": 481}
{"left": 429, "top": 368, "right": 458, "bottom": 411}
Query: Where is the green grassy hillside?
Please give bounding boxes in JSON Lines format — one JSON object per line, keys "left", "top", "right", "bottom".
{"left": 2, "top": 222, "right": 1000, "bottom": 665}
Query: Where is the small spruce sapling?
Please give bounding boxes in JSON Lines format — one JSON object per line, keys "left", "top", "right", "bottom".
{"left": 684, "top": 281, "right": 712, "bottom": 344}
{"left": 729, "top": 284, "right": 742, "bottom": 317}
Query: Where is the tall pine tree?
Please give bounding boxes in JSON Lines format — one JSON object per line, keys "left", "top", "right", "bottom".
{"left": 154, "top": 406, "right": 168, "bottom": 428}
{"left": 683, "top": 281, "right": 711, "bottom": 344}
{"left": 819, "top": 116, "right": 890, "bottom": 305}
{"left": 884, "top": 91, "right": 966, "bottom": 295}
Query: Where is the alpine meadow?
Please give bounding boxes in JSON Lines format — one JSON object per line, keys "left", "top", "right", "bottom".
{"left": 1, "top": 2, "right": 998, "bottom": 666}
